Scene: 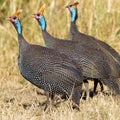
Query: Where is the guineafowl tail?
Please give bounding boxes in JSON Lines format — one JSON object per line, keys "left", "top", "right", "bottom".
{"left": 102, "top": 77, "right": 120, "bottom": 94}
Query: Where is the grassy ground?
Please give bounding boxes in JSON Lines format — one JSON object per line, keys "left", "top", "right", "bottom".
{"left": 0, "top": 0, "right": 120, "bottom": 120}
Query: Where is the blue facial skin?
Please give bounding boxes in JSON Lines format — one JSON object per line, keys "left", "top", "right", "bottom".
{"left": 70, "top": 7, "right": 77, "bottom": 22}
{"left": 38, "top": 16, "right": 46, "bottom": 31}
{"left": 14, "top": 20, "right": 22, "bottom": 34}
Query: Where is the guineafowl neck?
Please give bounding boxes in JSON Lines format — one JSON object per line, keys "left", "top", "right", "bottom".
{"left": 39, "top": 17, "right": 46, "bottom": 31}
{"left": 42, "top": 30, "right": 56, "bottom": 49}
{"left": 69, "top": 22, "right": 78, "bottom": 40}
{"left": 13, "top": 20, "right": 29, "bottom": 54}
{"left": 18, "top": 34, "right": 29, "bottom": 54}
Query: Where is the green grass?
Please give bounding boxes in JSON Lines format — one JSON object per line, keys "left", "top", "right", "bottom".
{"left": 0, "top": 0, "right": 120, "bottom": 120}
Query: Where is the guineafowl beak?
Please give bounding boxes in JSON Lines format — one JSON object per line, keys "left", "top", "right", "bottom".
{"left": 33, "top": 14, "right": 35, "bottom": 17}
{"left": 33, "top": 14, "right": 40, "bottom": 21}
{"left": 66, "top": 5, "right": 70, "bottom": 10}
{"left": 8, "top": 16, "right": 14, "bottom": 23}
{"left": 8, "top": 16, "right": 12, "bottom": 21}
{"left": 33, "top": 14, "right": 37, "bottom": 19}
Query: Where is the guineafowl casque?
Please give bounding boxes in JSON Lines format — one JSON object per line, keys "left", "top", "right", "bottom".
{"left": 9, "top": 10, "right": 84, "bottom": 110}
{"left": 33, "top": 5, "right": 120, "bottom": 96}
{"left": 66, "top": 2, "right": 120, "bottom": 65}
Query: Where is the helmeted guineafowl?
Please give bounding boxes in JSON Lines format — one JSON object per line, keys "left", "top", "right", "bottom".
{"left": 9, "top": 10, "right": 84, "bottom": 109}
{"left": 33, "top": 5, "right": 103, "bottom": 97}
{"left": 33, "top": 5, "right": 120, "bottom": 95}
{"left": 66, "top": 2, "right": 120, "bottom": 65}
{"left": 66, "top": 2, "right": 120, "bottom": 94}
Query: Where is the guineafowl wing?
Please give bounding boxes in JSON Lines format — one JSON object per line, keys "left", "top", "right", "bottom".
{"left": 102, "top": 77, "right": 120, "bottom": 94}
{"left": 19, "top": 45, "right": 83, "bottom": 95}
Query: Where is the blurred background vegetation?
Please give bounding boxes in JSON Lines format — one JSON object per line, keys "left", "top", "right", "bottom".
{"left": 0, "top": 0, "right": 120, "bottom": 119}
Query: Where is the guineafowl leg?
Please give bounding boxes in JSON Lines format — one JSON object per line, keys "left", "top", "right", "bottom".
{"left": 98, "top": 80, "right": 104, "bottom": 92}
{"left": 94, "top": 79, "right": 104, "bottom": 93}
{"left": 71, "top": 85, "right": 82, "bottom": 110}
{"left": 61, "top": 94, "right": 68, "bottom": 100}
{"left": 93, "top": 79, "right": 98, "bottom": 93}
{"left": 44, "top": 92, "right": 55, "bottom": 111}
{"left": 49, "top": 92, "right": 55, "bottom": 106}
{"left": 83, "top": 79, "right": 89, "bottom": 99}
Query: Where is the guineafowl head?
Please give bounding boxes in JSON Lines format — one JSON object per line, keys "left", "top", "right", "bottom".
{"left": 9, "top": 10, "right": 22, "bottom": 34}
{"left": 33, "top": 5, "right": 46, "bottom": 31}
{"left": 66, "top": 2, "right": 79, "bottom": 22}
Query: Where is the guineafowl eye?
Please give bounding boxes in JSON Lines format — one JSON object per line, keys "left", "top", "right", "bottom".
{"left": 37, "top": 14, "right": 40, "bottom": 16}
{"left": 13, "top": 16, "right": 17, "bottom": 20}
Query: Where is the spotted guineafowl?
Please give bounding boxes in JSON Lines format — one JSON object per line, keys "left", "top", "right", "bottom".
{"left": 66, "top": 2, "right": 120, "bottom": 94}
{"left": 33, "top": 5, "right": 104, "bottom": 97}
{"left": 66, "top": 2, "right": 120, "bottom": 65}
{"left": 33, "top": 5, "right": 120, "bottom": 95}
{"left": 9, "top": 10, "right": 84, "bottom": 109}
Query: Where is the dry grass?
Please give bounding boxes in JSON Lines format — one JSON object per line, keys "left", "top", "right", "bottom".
{"left": 0, "top": 0, "right": 120, "bottom": 120}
